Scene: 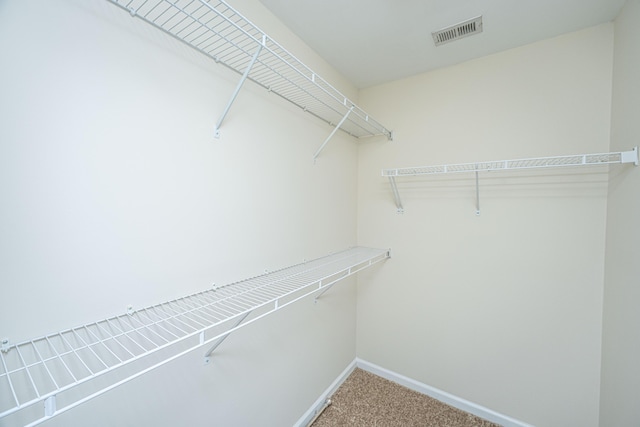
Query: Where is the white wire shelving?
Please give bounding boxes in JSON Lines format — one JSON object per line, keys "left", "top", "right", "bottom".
{"left": 0, "top": 246, "right": 390, "bottom": 427}
{"left": 105, "top": 0, "right": 393, "bottom": 158}
{"left": 382, "top": 147, "right": 638, "bottom": 214}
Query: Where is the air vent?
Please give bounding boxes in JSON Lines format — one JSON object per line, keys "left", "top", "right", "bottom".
{"left": 432, "top": 16, "right": 483, "bottom": 46}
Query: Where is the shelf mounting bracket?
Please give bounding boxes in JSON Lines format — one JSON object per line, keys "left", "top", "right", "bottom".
{"left": 214, "top": 36, "right": 265, "bottom": 139}
{"left": 475, "top": 170, "right": 481, "bottom": 216}
{"left": 44, "top": 396, "right": 56, "bottom": 418}
{"left": 388, "top": 176, "right": 404, "bottom": 214}
{"left": 621, "top": 146, "right": 638, "bottom": 165}
{"left": 314, "top": 270, "right": 349, "bottom": 302}
{"left": 203, "top": 311, "right": 252, "bottom": 364}
{"left": 313, "top": 106, "right": 354, "bottom": 162}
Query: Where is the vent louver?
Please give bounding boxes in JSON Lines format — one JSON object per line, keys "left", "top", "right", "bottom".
{"left": 432, "top": 16, "right": 483, "bottom": 46}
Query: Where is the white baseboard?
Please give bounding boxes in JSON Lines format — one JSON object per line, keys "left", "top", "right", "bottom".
{"left": 355, "top": 358, "right": 534, "bottom": 427}
{"left": 295, "top": 357, "right": 534, "bottom": 427}
{"left": 293, "top": 359, "right": 358, "bottom": 427}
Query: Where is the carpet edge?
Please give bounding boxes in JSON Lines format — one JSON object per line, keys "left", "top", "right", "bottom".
{"left": 354, "top": 358, "right": 535, "bottom": 427}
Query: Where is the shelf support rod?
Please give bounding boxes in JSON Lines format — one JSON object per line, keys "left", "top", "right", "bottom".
{"left": 314, "top": 284, "right": 331, "bottom": 303}
{"left": 388, "top": 176, "right": 404, "bottom": 214}
{"left": 313, "top": 106, "right": 354, "bottom": 162}
{"left": 203, "top": 311, "right": 252, "bottom": 363}
{"left": 314, "top": 271, "right": 349, "bottom": 303}
{"left": 475, "top": 170, "right": 481, "bottom": 216}
{"left": 214, "top": 37, "right": 265, "bottom": 139}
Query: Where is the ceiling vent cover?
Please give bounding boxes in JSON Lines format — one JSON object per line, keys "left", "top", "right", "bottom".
{"left": 432, "top": 16, "right": 483, "bottom": 46}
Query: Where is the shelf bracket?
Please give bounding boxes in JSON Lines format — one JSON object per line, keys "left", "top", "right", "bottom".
{"left": 475, "top": 170, "right": 481, "bottom": 216}
{"left": 313, "top": 106, "right": 354, "bottom": 162}
{"left": 388, "top": 176, "right": 404, "bottom": 214}
{"left": 314, "top": 270, "right": 349, "bottom": 302}
{"left": 44, "top": 396, "right": 56, "bottom": 418}
{"left": 621, "top": 146, "right": 639, "bottom": 165}
{"left": 203, "top": 311, "right": 252, "bottom": 363}
{"left": 214, "top": 36, "right": 266, "bottom": 139}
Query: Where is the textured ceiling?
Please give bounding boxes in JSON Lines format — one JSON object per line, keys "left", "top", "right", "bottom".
{"left": 259, "top": 0, "right": 626, "bottom": 88}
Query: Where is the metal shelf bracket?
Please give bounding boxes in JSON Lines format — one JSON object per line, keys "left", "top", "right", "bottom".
{"left": 387, "top": 176, "right": 404, "bottom": 214}
{"left": 313, "top": 107, "right": 354, "bottom": 162}
{"left": 475, "top": 170, "right": 480, "bottom": 216}
{"left": 214, "top": 36, "right": 266, "bottom": 139}
{"left": 622, "top": 146, "right": 639, "bottom": 165}
{"left": 44, "top": 396, "right": 56, "bottom": 418}
{"left": 203, "top": 311, "right": 252, "bottom": 364}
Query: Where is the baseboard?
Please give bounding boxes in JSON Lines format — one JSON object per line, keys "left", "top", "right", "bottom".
{"left": 293, "top": 359, "right": 358, "bottom": 427}
{"left": 355, "top": 358, "right": 534, "bottom": 427}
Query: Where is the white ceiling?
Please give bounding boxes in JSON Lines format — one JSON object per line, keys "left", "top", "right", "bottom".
{"left": 258, "top": 0, "right": 626, "bottom": 88}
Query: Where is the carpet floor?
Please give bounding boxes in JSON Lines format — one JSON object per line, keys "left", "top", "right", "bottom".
{"left": 310, "top": 368, "right": 502, "bottom": 427}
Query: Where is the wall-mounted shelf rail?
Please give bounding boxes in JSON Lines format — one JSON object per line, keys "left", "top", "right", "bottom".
{"left": 382, "top": 147, "right": 638, "bottom": 214}
{"left": 0, "top": 247, "right": 389, "bottom": 427}
{"left": 106, "top": 0, "right": 392, "bottom": 154}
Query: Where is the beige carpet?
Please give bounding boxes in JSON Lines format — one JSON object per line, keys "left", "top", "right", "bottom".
{"left": 311, "top": 368, "right": 502, "bottom": 427}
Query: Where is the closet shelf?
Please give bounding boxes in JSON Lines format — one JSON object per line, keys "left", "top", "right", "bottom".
{"left": 0, "top": 246, "right": 389, "bottom": 427}
{"left": 106, "top": 0, "right": 392, "bottom": 145}
{"left": 382, "top": 147, "right": 638, "bottom": 214}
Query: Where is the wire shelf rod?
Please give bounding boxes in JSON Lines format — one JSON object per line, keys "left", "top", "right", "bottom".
{"left": 59, "top": 332, "right": 100, "bottom": 378}
{"left": 202, "top": 287, "right": 264, "bottom": 307}
{"left": 68, "top": 329, "right": 110, "bottom": 372}
{"left": 1, "top": 352, "right": 19, "bottom": 408}
{"left": 115, "top": 317, "right": 164, "bottom": 351}
{"left": 94, "top": 322, "right": 138, "bottom": 359}
{"left": 164, "top": 304, "right": 214, "bottom": 328}
{"left": 168, "top": 298, "right": 217, "bottom": 325}
{"left": 105, "top": 318, "right": 153, "bottom": 354}
{"left": 30, "top": 340, "right": 61, "bottom": 391}
{"left": 201, "top": 300, "right": 245, "bottom": 318}
{"left": 14, "top": 346, "right": 41, "bottom": 400}
{"left": 130, "top": 312, "right": 181, "bottom": 343}
{"left": 167, "top": 300, "right": 215, "bottom": 327}
{"left": 44, "top": 336, "right": 80, "bottom": 384}
{"left": 177, "top": 302, "right": 225, "bottom": 325}
{"left": 81, "top": 326, "right": 125, "bottom": 366}
{"left": 149, "top": 309, "right": 196, "bottom": 337}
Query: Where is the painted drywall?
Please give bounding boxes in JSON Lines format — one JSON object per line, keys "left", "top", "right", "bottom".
{"left": 0, "top": 0, "right": 361, "bottom": 425}
{"left": 600, "top": 1, "right": 640, "bottom": 426}
{"left": 357, "top": 25, "right": 614, "bottom": 427}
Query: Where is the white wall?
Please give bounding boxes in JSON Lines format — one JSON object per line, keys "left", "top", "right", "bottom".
{"left": 357, "top": 25, "right": 614, "bottom": 427}
{"left": 0, "top": 0, "right": 360, "bottom": 425}
{"left": 4, "top": 2, "right": 635, "bottom": 426}
{"left": 600, "top": 1, "right": 640, "bottom": 426}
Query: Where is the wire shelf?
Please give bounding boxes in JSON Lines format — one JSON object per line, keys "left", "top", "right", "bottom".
{"left": 382, "top": 148, "right": 638, "bottom": 213}
{"left": 382, "top": 148, "right": 638, "bottom": 177}
{"left": 0, "top": 246, "right": 389, "bottom": 426}
{"left": 106, "top": 0, "right": 392, "bottom": 140}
